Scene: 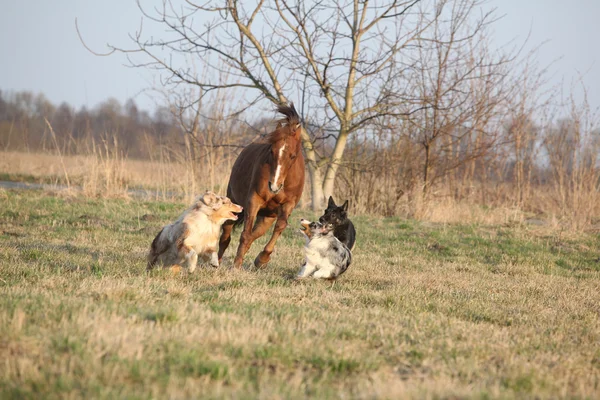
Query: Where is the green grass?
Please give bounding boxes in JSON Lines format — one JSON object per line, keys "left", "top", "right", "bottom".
{"left": 1, "top": 189, "right": 599, "bottom": 399}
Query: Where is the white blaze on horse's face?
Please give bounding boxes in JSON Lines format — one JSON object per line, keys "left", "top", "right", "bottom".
{"left": 269, "top": 143, "right": 286, "bottom": 194}
{"left": 273, "top": 143, "right": 286, "bottom": 184}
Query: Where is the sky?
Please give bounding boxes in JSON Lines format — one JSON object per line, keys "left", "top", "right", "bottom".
{"left": 0, "top": 0, "right": 598, "bottom": 114}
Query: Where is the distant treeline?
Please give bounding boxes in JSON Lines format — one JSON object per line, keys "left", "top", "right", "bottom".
{"left": 0, "top": 90, "right": 189, "bottom": 158}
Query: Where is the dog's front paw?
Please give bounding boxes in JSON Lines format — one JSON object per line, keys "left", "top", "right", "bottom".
{"left": 209, "top": 253, "right": 219, "bottom": 268}
{"left": 171, "top": 264, "right": 182, "bottom": 274}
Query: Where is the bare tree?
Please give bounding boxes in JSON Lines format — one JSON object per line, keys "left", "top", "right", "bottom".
{"left": 92, "top": 0, "right": 458, "bottom": 209}
{"left": 402, "top": 0, "right": 515, "bottom": 204}
{"left": 542, "top": 87, "right": 600, "bottom": 228}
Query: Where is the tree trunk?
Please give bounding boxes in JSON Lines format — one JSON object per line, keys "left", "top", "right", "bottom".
{"left": 308, "top": 164, "right": 324, "bottom": 210}
{"left": 423, "top": 142, "right": 431, "bottom": 201}
{"left": 322, "top": 129, "right": 349, "bottom": 202}
{"left": 300, "top": 127, "right": 325, "bottom": 210}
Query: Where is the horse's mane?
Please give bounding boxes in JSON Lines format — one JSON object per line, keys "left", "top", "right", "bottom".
{"left": 267, "top": 103, "right": 301, "bottom": 144}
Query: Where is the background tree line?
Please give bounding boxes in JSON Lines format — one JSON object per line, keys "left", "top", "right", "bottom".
{"left": 0, "top": 90, "right": 185, "bottom": 158}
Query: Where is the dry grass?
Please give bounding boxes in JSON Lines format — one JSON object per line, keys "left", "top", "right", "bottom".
{"left": 1, "top": 188, "right": 599, "bottom": 399}
{"left": 0, "top": 150, "right": 230, "bottom": 201}
{"left": 3, "top": 150, "right": 599, "bottom": 232}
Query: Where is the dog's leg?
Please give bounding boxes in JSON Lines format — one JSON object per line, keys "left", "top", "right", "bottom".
{"left": 312, "top": 268, "right": 334, "bottom": 279}
{"left": 209, "top": 251, "right": 219, "bottom": 268}
{"left": 297, "top": 262, "right": 318, "bottom": 278}
{"left": 181, "top": 246, "right": 198, "bottom": 273}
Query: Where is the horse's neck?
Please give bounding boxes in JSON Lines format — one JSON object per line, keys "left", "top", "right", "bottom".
{"left": 285, "top": 151, "right": 305, "bottom": 183}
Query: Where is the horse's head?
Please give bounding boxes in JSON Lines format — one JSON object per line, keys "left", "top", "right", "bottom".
{"left": 268, "top": 103, "right": 302, "bottom": 194}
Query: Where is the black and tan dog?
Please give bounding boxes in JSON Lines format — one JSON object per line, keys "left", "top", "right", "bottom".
{"left": 319, "top": 196, "right": 356, "bottom": 250}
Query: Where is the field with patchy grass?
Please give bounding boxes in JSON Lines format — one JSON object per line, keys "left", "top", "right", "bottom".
{"left": 1, "top": 188, "right": 599, "bottom": 399}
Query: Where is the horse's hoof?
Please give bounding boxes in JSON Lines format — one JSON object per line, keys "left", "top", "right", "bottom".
{"left": 254, "top": 255, "right": 270, "bottom": 269}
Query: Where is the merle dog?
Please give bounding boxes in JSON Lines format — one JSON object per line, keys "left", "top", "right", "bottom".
{"left": 319, "top": 196, "right": 356, "bottom": 251}
{"left": 297, "top": 220, "right": 352, "bottom": 280}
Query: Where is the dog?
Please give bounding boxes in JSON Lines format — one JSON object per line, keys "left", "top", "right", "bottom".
{"left": 147, "top": 191, "right": 243, "bottom": 272}
{"left": 297, "top": 219, "right": 352, "bottom": 280}
{"left": 319, "top": 196, "right": 356, "bottom": 251}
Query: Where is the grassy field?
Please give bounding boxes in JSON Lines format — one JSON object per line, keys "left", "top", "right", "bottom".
{"left": 1, "top": 188, "right": 599, "bottom": 399}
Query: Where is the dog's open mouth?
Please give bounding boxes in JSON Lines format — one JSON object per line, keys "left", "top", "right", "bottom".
{"left": 299, "top": 219, "right": 311, "bottom": 231}
{"left": 228, "top": 212, "right": 239, "bottom": 220}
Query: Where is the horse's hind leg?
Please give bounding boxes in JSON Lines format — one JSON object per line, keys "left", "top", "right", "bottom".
{"left": 254, "top": 202, "right": 294, "bottom": 268}
{"left": 218, "top": 220, "right": 234, "bottom": 264}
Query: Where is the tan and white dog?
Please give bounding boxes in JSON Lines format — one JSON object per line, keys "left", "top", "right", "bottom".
{"left": 147, "top": 191, "right": 243, "bottom": 272}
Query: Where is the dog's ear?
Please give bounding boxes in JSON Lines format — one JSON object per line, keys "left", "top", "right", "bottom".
{"left": 341, "top": 200, "right": 348, "bottom": 212}
{"left": 211, "top": 195, "right": 224, "bottom": 210}
{"left": 327, "top": 196, "right": 335, "bottom": 208}
{"left": 202, "top": 191, "right": 219, "bottom": 207}
{"left": 216, "top": 201, "right": 224, "bottom": 210}
{"left": 220, "top": 196, "right": 232, "bottom": 205}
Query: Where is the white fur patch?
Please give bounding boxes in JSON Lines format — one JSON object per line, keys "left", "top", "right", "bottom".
{"left": 273, "top": 143, "right": 286, "bottom": 185}
{"left": 297, "top": 234, "right": 351, "bottom": 280}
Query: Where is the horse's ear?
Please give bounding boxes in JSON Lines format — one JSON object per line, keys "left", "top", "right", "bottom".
{"left": 276, "top": 121, "right": 283, "bottom": 130}
{"left": 342, "top": 200, "right": 348, "bottom": 211}
{"left": 289, "top": 123, "right": 301, "bottom": 137}
{"left": 328, "top": 196, "right": 335, "bottom": 207}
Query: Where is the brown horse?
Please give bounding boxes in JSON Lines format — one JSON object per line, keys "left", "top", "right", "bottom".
{"left": 218, "top": 103, "right": 305, "bottom": 269}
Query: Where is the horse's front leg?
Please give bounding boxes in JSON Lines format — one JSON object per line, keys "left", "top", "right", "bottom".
{"left": 233, "top": 195, "right": 263, "bottom": 269}
{"left": 254, "top": 202, "right": 295, "bottom": 268}
{"left": 218, "top": 220, "right": 234, "bottom": 264}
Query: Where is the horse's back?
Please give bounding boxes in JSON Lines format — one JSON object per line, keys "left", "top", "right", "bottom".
{"left": 227, "top": 142, "right": 269, "bottom": 203}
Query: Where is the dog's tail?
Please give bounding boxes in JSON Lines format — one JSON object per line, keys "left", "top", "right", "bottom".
{"left": 147, "top": 227, "right": 165, "bottom": 270}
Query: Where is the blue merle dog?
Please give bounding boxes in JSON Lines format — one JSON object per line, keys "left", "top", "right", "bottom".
{"left": 297, "top": 219, "right": 352, "bottom": 280}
